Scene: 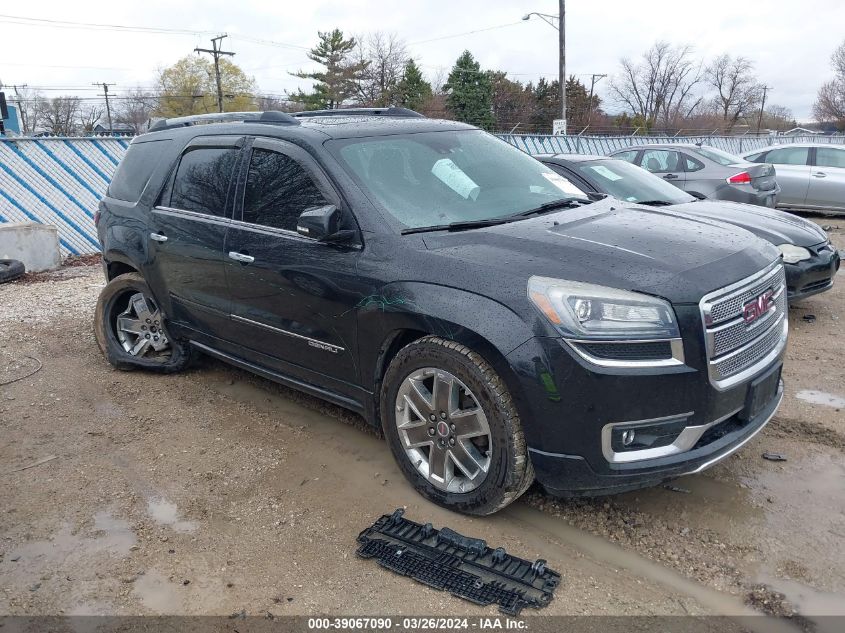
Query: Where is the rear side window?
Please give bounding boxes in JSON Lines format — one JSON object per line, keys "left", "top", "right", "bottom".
{"left": 108, "top": 140, "right": 169, "bottom": 202}
{"left": 815, "top": 147, "right": 845, "bottom": 168}
{"left": 765, "top": 147, "right": 809, "bottom": 166}
{"left": 682, "top": 154, "right": 705, "bottom": 172}
{"left": 241, "top": 148, "right": 328, "bottom": 232}
{"left": 169, "top": 147, "right": 239, "bottom": 217}
{"left": 744, "top": 151, "right": 767, "bottom": 162}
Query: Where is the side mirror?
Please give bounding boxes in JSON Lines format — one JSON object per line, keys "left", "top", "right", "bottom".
{"left": 297, "top": 205, "right": 357, "bottom": 244}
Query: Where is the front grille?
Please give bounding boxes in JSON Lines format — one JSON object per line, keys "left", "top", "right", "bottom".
{"left": 700, "top": 261, "right": 788, "bottom": 387}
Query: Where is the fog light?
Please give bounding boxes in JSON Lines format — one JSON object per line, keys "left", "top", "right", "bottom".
{"left": 610, "top": 417, "right": 689, "bottom": 453}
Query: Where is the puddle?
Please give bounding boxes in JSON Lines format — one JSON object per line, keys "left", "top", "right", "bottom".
{"left": 147, "top": 498, "right": 198, "bottom": 533}
{"left": 133, "top": 568, "right": 183, "bottom": 613}
{"left": 759, "top": 575, "right": 845, "bottom": 618}
{"left": 92, "top": 511, "right": 137, "bottom": 553}
{"left": 93, "top": 401, "right": 124, "bottom": 418}
{"left": 795, "top": 390, "right": 845, "bottom": 409}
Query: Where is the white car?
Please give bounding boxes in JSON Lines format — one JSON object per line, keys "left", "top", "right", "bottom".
{"left": 743, "top": 144, "right": 845, "bottom": 213}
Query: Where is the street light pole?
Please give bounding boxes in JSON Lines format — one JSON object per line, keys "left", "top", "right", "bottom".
{"left": 523, "top": 4, "right": 566, "bottom": 134}
{"left": 558, "top": 0, "right": 566, "bottom": 134}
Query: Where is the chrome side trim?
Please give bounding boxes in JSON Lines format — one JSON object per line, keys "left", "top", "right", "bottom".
{"left": 152, "top": 205, "right": 230, "bottom": 227}
{"left": 564, "top": 337, "right": 685, "bottom": 368}
{"left": 229, "top": 314, "right": 345, "bottom": 353}
{"left": 681, "top": 387, "right": 783, "bottom": 476}
{"left": 600, "top": 408, "right": 741, "bottom": 464}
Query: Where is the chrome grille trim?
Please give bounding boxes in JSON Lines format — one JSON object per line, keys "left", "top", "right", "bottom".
{"left": 700, "top": 260, "right": 788, "bottom": 390}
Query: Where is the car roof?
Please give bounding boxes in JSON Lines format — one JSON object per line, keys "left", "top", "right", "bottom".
{"left": 744, "top": 142, "right": 845, "bottom": 153}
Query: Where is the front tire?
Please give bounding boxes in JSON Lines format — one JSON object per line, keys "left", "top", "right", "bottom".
{"left": 94, "top": 272, "right": 193, "bottom": 373}
{"left": 381, "top": 336, "right": 533, "bottom": 515}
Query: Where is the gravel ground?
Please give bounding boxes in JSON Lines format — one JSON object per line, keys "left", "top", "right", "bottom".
{"left": 0, "top": 218, "right": 842, "bottom": 626}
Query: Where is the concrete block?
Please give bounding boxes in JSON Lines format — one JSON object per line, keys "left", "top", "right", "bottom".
{"left": 0, "top": 223, "right": 61, "bottom": 272}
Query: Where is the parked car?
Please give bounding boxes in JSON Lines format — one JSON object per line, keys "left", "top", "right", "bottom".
{"left": 609, "top": 143, "right": 779, "bottom": 207}
{"left": 742, "top": 143, "right": 845, "bottom": 213}
{"left": 95, "top": 109, "right": 787, "bottom": 514}
{"left": 539, "top": 154, "right": 840, "bottom": 302}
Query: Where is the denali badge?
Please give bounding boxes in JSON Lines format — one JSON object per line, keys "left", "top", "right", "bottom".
{"left": 743, "top": 289, "right": 775, "bottom": 325}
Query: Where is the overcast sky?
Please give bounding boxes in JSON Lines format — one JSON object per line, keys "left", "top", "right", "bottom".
{"left": 2, "top": 0, "right": 843, "bottom": 121}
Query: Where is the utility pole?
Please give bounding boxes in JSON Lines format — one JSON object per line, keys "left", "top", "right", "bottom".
{"left": 586, "top": 73, "right": 607, "bottom": 126}
{"left": 756, "top": 85, "right": 770, "bottom": 135}
{"left": 559, "top": 0, "right": 566, "bottom": 134}
{"left": 195, "top": 35, "right": 235, "bottom": 113}
{"left": 11, "top": 84, "right": 28, "bottom": 134}
{"left": 93, "top": 82, "right": 116, "bottom": 134}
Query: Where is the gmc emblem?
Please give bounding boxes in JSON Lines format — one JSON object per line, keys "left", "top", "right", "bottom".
{"left": 743, "top": 290, "right": 775, "bottom": 325}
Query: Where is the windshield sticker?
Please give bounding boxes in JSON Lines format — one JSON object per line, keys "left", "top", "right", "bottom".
{"left": 431, "top": 158, "right": 481, "bottom": 200}
{"left": 541, "top": 172, "right": 585, "bottom": 196}
{"left": 587, "top": 165, "right": 624, "bottom": 181}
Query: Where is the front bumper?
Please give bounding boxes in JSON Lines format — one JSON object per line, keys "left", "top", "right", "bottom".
{"left": 506, "top": 301, "right": 787, "bottom": 496}
{"left": 785, "top": 243, "right": 840, "bottom": 301}
{"left": 529, "top": 380, "right": 782, "bottom": 496}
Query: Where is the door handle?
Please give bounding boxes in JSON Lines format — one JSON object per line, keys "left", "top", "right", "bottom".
{"left": 150, "top": 233, "right": 168, "bottom": 242}
{"left": 663, "top": 174, "right": 679, "bottom": 180}
{"left": 812, "top": 172, "right": 827, "bottom": 178}
{"left": 228, "top": 251, "right": 255, "bottom": 264}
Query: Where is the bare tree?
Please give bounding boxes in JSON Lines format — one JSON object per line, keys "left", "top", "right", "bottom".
{"left": 610, "top": 41, "right": 703, "bottom": 130}
{"left": 759, "top": 104, "right": 796, "bottom": 131}
{"left": 114, "top": 87, "right": 158, "bottom": 134}
{"left": 706, "top": 54, "right": 761, "bottom": 131}
{"left": 814, "top": 41, "right": 845, "bottom": 129}
{"left": 41, "top": 96, "right": 82, "bottom": 135}
{"left": 78, "top": 103, "right": 104, "bottom": 134}
{"left": 354, "top": 32, "right": 408, "bottom": 106}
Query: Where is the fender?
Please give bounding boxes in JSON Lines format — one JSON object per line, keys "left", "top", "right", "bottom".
{"left": 356, "top": 281, "right": 541, "bottom": 422}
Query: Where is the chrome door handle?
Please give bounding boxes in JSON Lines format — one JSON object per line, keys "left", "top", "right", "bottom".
{"left": 228, "top": 251, "right": 255, "bottom": 264}
{"left": 812, "top": 172, "right": 827, "bottom": 178}
{"left": 150, "top": 233, "right": 168, "bottom": 242}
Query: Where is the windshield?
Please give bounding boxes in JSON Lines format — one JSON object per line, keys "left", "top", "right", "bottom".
{"left": 328, "top": 130, "right": 588, "bottom": 229}
{"left": 575, "top": 159, "right": 695, "bottom": 205}
{"left": 695, "top": 146, "right": 745, "bottom": 166}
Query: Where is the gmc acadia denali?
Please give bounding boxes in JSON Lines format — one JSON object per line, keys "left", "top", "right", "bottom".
{"left": 94, "top": 109, "right": 787, "bottom": 514}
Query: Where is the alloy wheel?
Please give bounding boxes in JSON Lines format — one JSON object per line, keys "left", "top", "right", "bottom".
{"left": 114, "top": 292, "right": 171, "bottom": 357}
{"left": 394, "top": 367, "right": 492, "bottom": 493}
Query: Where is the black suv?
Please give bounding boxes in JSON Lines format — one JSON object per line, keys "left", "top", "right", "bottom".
{"left": 95, "top": 109, "right": 787, "bottom": 515}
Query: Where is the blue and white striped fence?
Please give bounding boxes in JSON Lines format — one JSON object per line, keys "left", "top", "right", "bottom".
{"left": 2, "top": 134, "right": 842, "bottom": 255}
{"left": 0, "top": 137, "right": 128, "bottom": 255}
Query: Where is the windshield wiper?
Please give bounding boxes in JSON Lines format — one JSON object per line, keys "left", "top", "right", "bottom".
{"left": 400, "top": 198, "right": 589, "bottom": 235}
{"left": 635, "top": 199, "right": 676, "bottom": 207}
{"left": 513, "top": 197, "right": 590, "bottom": 218}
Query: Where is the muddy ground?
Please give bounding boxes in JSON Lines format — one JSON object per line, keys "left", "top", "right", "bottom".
{"left": 0, "top": 218, "right": 843, "bottom": 628}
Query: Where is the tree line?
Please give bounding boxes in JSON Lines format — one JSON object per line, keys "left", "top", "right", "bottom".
{"left": 8, "top": 30, "right": 845, "bottom": 136}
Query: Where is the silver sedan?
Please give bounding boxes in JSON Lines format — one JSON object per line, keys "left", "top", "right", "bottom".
{"left": 743, "top": 144, "right": 845, "bottom": 213}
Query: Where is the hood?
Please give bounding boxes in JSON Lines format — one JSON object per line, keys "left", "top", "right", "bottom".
{"left": 421, "top": 197, "right": 779, "bottom": 304}
{"left": 668, "top": 200, "right": 828, "bottom": 247}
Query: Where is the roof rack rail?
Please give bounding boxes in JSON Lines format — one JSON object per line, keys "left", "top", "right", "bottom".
{"left": 291, "top": 107, "right": 425, "bottom": 119}
{"left": 148, "top": 111, "right": 299, "bottom": 132}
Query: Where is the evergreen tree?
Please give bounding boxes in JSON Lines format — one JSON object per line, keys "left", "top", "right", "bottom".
{"left": 397, "top": 59, "right": 433, "bottom": 111}
{"left": 444, "top": 51, "right": 493, "bottom": 129}
{"left": 292, "top": 29, "right": 368, "bottom": 109}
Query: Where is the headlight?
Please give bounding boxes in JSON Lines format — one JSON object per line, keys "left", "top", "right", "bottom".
{"left": 777, "top": 244, "right": 811, "bottom": 264}
{"left": 528, "top": 276, "right": 680, "bottom": 340}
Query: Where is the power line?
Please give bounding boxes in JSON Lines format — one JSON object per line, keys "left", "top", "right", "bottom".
{"left": 408, "top": 21, "right": 524, "bottom": 45}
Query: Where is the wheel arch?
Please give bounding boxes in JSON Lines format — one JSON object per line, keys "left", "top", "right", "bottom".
{"left": 360, "top": 283, "right": 535, "bottom": 429}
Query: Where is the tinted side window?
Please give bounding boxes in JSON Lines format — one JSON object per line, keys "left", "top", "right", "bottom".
{"left": 641, "top": 150, "right": 680, "bottom": 173}
{"left": 241, "top": 148, "right": 328, "bottom": 232}
{"left": 765, "top": 147, "right": 809, "bottom": 166}
{"left": 109, "top": 140, "right": 169, "bottom": 202}
{"left": 815, "top": 147, "right": 845, "bottom": 168}
{"left": 170, "top": 147, "right": 239, "bottom": 217}
{"left": 682, "top": 154, "right": 705, "bottom": 172}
